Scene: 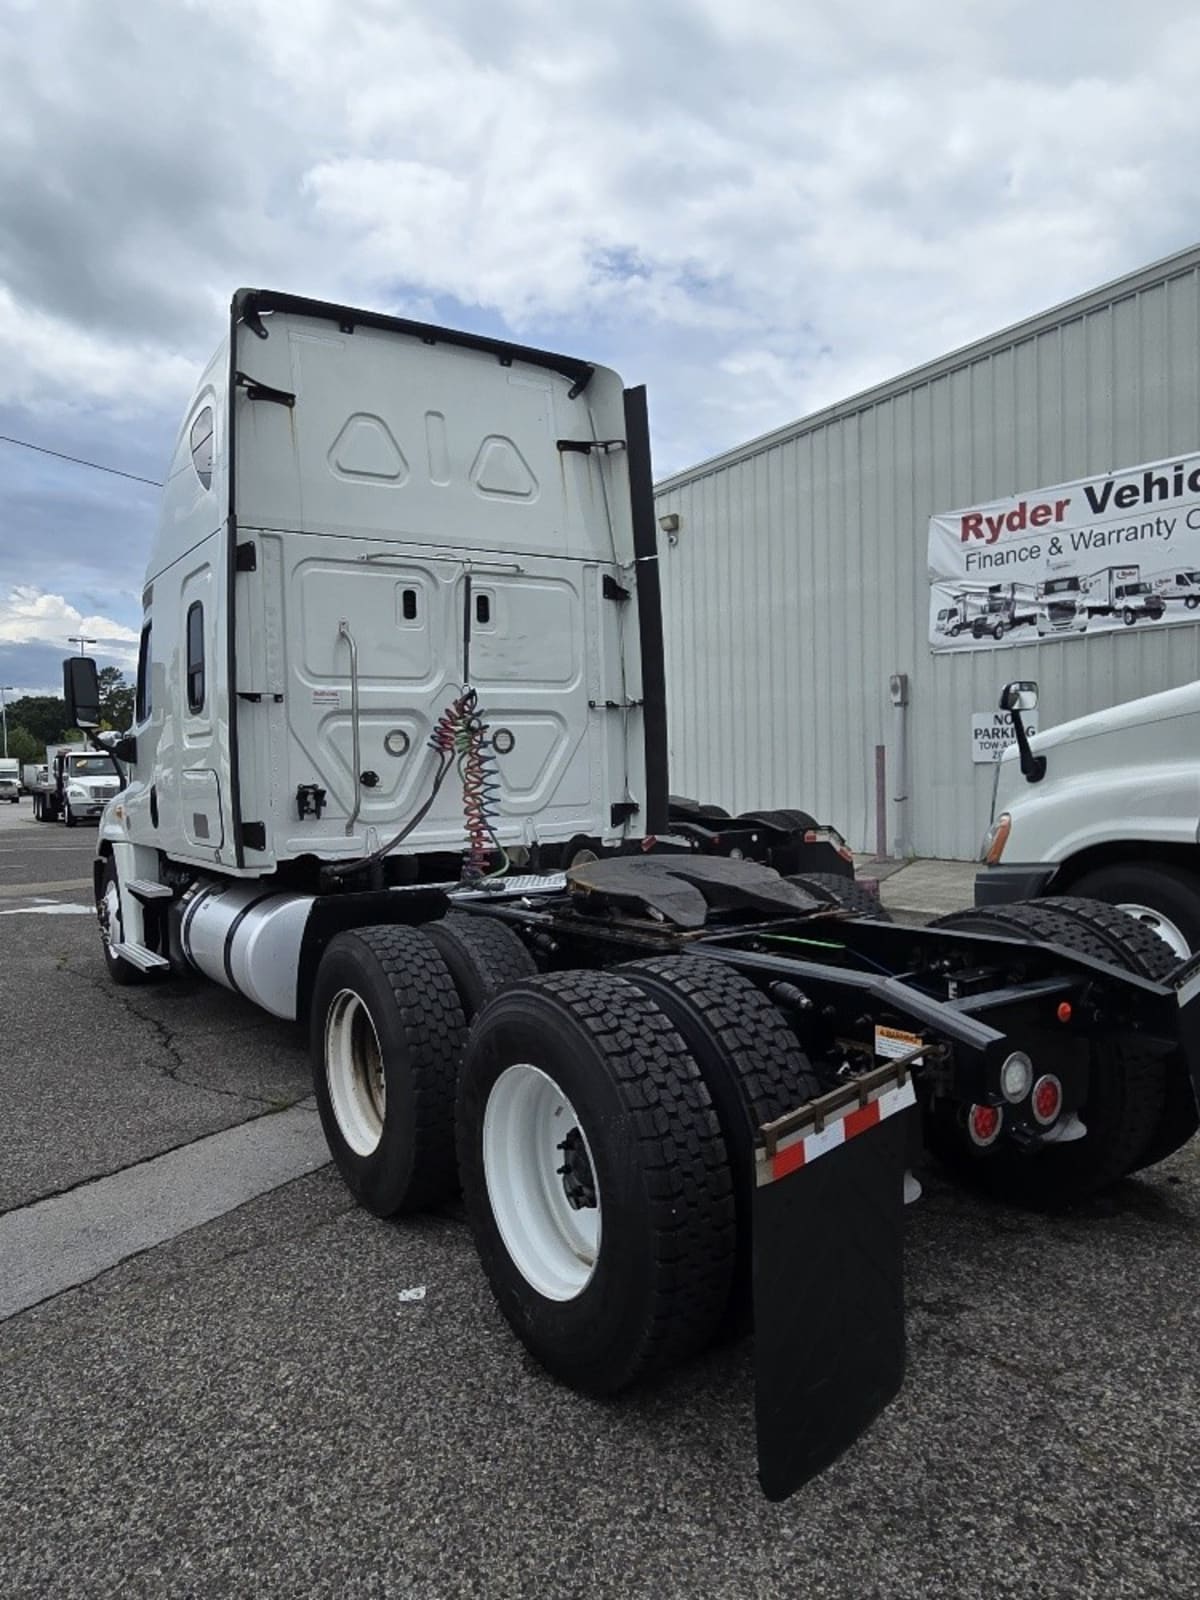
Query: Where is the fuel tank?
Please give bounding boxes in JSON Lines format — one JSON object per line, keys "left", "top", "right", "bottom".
{"left": 180, "top": 881, "right": 315, "bottom": 1020}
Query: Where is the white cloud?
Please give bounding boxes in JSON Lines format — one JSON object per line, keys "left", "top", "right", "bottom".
{"left": 2, "top": 0, "right": 1200, "bottom": 689}
{"left": 0, "top": 586, "right": 138, "bottom": 665}
{"left": 5, "top": 0, "right": 1200, "bottom": 441}
{"left": 0, "top": 286, "right": 199, "bottom": 418}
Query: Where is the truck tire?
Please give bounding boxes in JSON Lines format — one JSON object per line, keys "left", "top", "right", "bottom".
{"left": 621, "top": 956, "right": 819, "bottom": 1321}
{"left": 562, "top": 833, "right": 602, "bottom": 870}
{"left": 927, "top": 898, "right": 1169, "bottom": 1201}
{"left": 96, "top": 855, "right": 149, "bottom": 987}
{"left": 64, "top": 803, "right": 77, "bottom": 828}
{"left": 456, "top": 971, "right": 736, "bottom": 1393}
{"left": 311, "top": 926, "right": 466, "bottom": 1217}
{"left": 669, "top": 795, "right": 729, "bottom": 822}
{"left": 788, "top": 872, "right": 892, "bottom": 921}
{"left": 1065, "top": 862, "right": 1200, "bottom": 962}
{"left": 1187, "top": 595, "right": 1200, "bottom": 610}
{"left": 1123, "top": 607, "right": 1137, "bottom": 626}
{"left": 1044, "top": 894, "right": 1199, "bottom": 1171}
{"left": 423, "top": 911, "right": 537, "bottom": 1020}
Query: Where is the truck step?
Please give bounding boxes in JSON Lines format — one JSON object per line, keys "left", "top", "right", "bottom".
{"left": 126, "top": 878, "right": 174, "bottom": 901}
{"left": 111, "top": 942, "right": 171, "bottom": 972}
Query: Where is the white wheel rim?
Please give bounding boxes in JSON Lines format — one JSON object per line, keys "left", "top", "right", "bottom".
{"left": 1115, "top": 902, "right": 1191, "bottom": 961}
{"left": 325, "top": 989, "right": 387, "bottom": 1156}
{"left": 483, "top": 1064, "right": 601, "bottom": 1302}
{"left": 99, "top": 880, "right": 120, "bottom": 950}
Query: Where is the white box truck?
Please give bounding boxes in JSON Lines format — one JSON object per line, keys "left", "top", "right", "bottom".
{"left": 1083, "top": 565, "right": 1165, "bottom": 624}
{"left": 0, "top": 757, "right": 19, "bottom": 803}
{"left": 61, "top": 288, "right": 1200, "bottom": 1499}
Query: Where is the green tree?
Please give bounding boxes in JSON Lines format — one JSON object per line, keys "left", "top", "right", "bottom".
{"left": 4, "top": 695, "right": 67, "bottom": 748}
{"left": 4, "top": 724, "right": 39, "bottom": 766}
{"left": 98, "top": 666, "right": 135, "bottom": 731}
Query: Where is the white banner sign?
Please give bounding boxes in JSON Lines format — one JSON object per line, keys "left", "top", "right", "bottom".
{"left": 971, "top": 711, "right": 1037, "bottom": 764}
{"left": 929, "top": 450, "right": 1200, "bottom": 651}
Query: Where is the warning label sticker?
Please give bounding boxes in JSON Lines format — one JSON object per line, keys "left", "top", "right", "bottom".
{"left": 312, "top": 688, "right": 341, "bottom": 707}
{"left": 875, "top": 1024, "right": 924, "bottom": 1063}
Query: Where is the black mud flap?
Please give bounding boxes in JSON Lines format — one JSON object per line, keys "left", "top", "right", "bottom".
{"left": 1173, "top": 954, "right": 1200, "bottom": 1108}
{"left": 752, "top": 1078, "right": 915, "bottom": 1500}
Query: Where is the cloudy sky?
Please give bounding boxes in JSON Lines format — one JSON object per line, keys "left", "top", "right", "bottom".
{"left": 2, "top": 0, "right": 1199, "bottom": 694}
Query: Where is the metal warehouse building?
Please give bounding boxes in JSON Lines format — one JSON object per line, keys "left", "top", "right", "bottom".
{"left": 653, "top": 244, "right": 1200, "bottom": 860}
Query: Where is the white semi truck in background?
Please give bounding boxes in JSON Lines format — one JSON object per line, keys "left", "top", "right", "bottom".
{"left": 977, "top": 678, "right": 1200, "bottom": 959}
{"left": 24, "top": 744, "right": 121, "bottom": 825}
{"left": 61, "top": 288, "right": 1200, "bottom": 1500}
{"left": 0, "top": 757, "right": 19, "bottom": 803}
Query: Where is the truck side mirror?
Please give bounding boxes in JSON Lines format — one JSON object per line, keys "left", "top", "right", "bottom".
{"left": 999, "top": 680, "right": 1038, "bottom": 713}
{"left": 998, "top": 680, "right": 1045, "bottom": 783}
{"left": 63, "top": 656, "right": 101, "bottom": 730}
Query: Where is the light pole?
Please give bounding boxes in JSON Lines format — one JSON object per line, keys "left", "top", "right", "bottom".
{"left": 0, "top": 686, "right": 11, "bottom": 759}
{"left": 67, "top": 635, "right": 97, "bottom": 655}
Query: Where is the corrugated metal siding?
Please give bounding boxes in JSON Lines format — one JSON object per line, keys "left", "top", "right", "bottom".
{"left": 654, "top": 249, "right": 1200, "bottom": 859}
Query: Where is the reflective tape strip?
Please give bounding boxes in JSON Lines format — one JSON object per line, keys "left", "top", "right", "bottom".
{"left": 757, "top": 1077, "right": 917, "bottom": 1185}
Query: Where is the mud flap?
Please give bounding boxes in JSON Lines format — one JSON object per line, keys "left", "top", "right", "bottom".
{"left": 1173, "top": 954, "right": 1200, "bottom": 1109}
{"left": 752, "top": 1079, "right": 915, "bottom": 1500}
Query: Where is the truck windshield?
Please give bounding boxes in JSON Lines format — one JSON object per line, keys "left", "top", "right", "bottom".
{"left": 1041, "top": 580, "right": 1077, "bottom": 596}
{"left": 1118, "top": 584, "right": 1150, "bottom": 597}
{"left": 69, "top": 756, "right": 117, "bottom": 775}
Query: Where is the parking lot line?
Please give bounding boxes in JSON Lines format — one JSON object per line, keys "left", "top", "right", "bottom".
{"left": 0, "top": 1102, "right": 330, "bottom": 1320}
{"left": 0, "top": 877, "right": 92, "bottom": 897}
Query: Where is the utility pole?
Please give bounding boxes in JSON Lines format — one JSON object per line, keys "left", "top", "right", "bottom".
{"left": 67, "top": 635, "right": 97, "bottom": 656}
{"left": 0, "top": 686, "right": 11, "bottom": 759}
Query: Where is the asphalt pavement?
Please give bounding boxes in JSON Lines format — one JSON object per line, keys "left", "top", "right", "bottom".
{"left": 1, "top": 801, "right": 1198, "bottom": 1599}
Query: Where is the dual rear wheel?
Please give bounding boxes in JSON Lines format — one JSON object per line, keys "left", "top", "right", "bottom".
{"left": 310, "top": 919, "right": 817, "bottom": 1391}
{"left": 927, "top": 896, "right": 1196, "bottom": 1204}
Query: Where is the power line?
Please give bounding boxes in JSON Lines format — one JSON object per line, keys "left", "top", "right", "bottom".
{"left": 0, "top": 433, "right": 162, "bottom": 488}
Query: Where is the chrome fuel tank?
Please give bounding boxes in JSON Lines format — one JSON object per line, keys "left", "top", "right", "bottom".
{"left": 180, "top": 881, "right": 314, "bottom": 1020}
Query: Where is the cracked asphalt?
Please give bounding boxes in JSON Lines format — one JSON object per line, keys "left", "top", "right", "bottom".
{"left": 2, "top": 801, "right": 1199, "bottom": 1599}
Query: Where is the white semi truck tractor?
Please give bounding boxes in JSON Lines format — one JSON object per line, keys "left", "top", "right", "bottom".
{"left": 977, "top": 679, "right": 1200, "bottom": 960}
{"left": 65, "top": 290, "right": 1200, "bottom": 1499}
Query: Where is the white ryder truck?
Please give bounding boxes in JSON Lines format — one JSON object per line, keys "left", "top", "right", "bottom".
{"left": 1083, "top": 565, "right": 1165, "bottom": 625}
{"left": 63, "top": 289, "right": 1200, "bottom": 1500}
{"left": 977, "top": 679, "right": 1200, "bottom": 958}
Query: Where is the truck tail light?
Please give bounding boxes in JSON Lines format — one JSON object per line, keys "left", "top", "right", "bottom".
{"left": 1031, "top": 1075, "right": 1063, "bottom": 1126}
{"left": 967, "top": 1103, "right": 1003, "bottom": 1147}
